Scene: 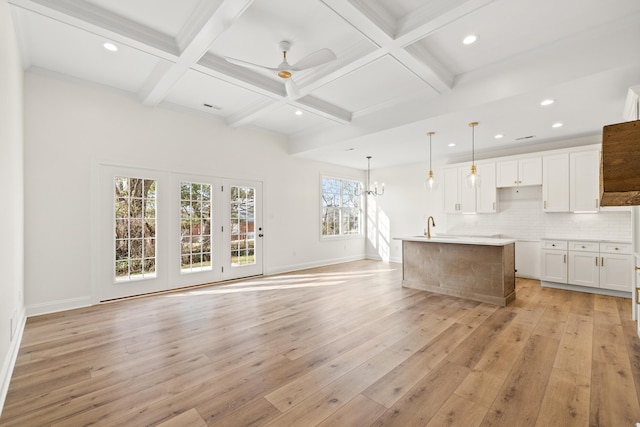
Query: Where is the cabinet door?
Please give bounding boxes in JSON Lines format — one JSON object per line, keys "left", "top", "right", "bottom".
{"left": 540, "top": 250, "right": 568, "bottom": 283}
{"left": 519, "top": 157, "right": 542, "bottom": 186}
{"left": 496, "top": 160, "right": 519, "bottom": 187}
{"left": 600, "top": 254, "right": 633, "bottom": 292}
{"left": 458, "top": 167, "right": 477, "bottom": 213}
{"left": 477, "top": 163, "right": 496, "bottom": 213}
{"left": 543, "top": 154, "right": 570, "bottom": 212}
{"left": 570, "top": 150, "right": 599, "bottom": 212}
{"left": 568, "top": 252, "right": 600, "bottom": 287}
{"left": 443, "top": 168, "right": 460, "bottom": 213}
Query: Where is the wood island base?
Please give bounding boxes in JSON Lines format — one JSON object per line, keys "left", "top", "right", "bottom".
{"left": 401, "top": 239, "right": 516, "bottom": 306}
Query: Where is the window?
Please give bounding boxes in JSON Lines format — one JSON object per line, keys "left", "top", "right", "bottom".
{"left": 180, "top": 182, "right": 212, "bottom": 272}
{"left": 321, "top": 177, "right": 362, "bottom": 237}
{"left": 230, "top": 186, "right": 255, "bottom": 266}
{"left": 114, "top": 176, "right": 156, "bottom": 280}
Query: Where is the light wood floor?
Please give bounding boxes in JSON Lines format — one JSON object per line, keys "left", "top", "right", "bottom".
{"left": 2, "top": 260, "right": 640, "bottom": 426}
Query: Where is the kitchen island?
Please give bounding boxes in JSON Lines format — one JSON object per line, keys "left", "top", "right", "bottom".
{"left": 396, "top": 235, "right": 516, "bottom": 306}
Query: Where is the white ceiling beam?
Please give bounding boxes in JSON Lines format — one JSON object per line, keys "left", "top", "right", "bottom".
{"left": 140, "top": 0, "right": 255, "bottom": 106}
{"left": 8, "top": 0, "right": 179, "bottom": 58}
{"left": 320, "top": 0, "right": 496, "bottom": 95}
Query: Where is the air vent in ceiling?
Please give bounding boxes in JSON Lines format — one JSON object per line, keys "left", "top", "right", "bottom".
{"left": 515, "top": 135, "right": 535, "bottom": 141}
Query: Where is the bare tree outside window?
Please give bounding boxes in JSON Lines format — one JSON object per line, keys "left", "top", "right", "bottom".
{"left": 181, "top": 182, "right": 212, "bottom": 272}
{"left": 115, "top": 176, "right": 156, "bottom": 280}
{"left": 322, "top": 177, "right": 361, "bottom": 236}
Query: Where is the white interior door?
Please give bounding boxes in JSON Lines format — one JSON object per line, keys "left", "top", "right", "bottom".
{"left": 222, "top": 179, "right": 263, "bottom": 280}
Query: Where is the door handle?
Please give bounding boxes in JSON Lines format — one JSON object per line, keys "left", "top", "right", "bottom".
{"left": 258, "top": 233, "right": 264, "bottom": 237}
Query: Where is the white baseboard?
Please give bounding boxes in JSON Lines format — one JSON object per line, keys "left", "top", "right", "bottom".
{"left": 540, "top": 281, "right": 632, "bottom": 298}
{"left": 0, "top": 306, "right": 26, "bottom": 418}
{"left": 265, "top": 255, "right": 366, "bottom": 276}
{"left": 26, "top": 296, "right": 93, "bottom": 317}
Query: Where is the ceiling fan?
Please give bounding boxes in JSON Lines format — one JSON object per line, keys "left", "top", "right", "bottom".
{"left": 224, "top": 40, "right": 336, "bottom": 100}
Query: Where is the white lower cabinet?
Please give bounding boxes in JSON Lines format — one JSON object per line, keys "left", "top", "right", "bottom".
{"left": 540, "top": 240, "right": 567, "bottom": 283}
{"left": 600, "top": 253, "right": 634, "bottom": 292}
{"left": 541, "top": 239, "right": 632, "bottom": 294}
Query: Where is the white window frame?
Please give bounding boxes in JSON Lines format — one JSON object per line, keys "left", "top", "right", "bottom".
{"left": 320, "top": 175, "right": 363, "bottom": 239}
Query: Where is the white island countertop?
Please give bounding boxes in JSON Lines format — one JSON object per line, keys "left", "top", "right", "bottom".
{"left": 394, "top": 235, "right": 516, "bottom": 246}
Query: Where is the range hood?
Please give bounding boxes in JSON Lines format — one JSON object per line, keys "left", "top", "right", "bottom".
{"left": 600, "top": 86, "right": 640, "bottom": 206}
{"left": 600, "top": 120, "right": 640, "bottom": 205}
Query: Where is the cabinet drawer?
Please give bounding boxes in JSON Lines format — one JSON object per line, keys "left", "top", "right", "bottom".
{"left": 569, "top": 241, "right": 598, "bottom": 252}
{"left": 541, "top": 240, "right": 567, "bottom": 250}
{"left": 600, "top": 242, "right": 632, "bottom": 254}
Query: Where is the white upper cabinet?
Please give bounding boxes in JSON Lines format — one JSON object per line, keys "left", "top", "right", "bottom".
{"left": 443, "top": 165, "right": 486, "bottom": 214}
{"left": 443, "top": 167, "right": 461, "bottom": 213}
{"left": 477, "top": 163, "right": 497, "bottom": 213}
{"left": 543, "top": 153, "right": 570, "bottom": 212}
{"left": 496, "top": 157, "right": 542, "bottom": 187}
{"left": 570, "top": 150, "right": 600, "bottom": 212}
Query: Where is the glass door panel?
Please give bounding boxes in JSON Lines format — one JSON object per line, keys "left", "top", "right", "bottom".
{"left": 224, "top": 180, "right": 262, "bottom": 279}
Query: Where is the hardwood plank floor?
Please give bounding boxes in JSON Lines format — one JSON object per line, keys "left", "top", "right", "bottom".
{"left": 1, "top": 260, "right": 640, "bottom": 426}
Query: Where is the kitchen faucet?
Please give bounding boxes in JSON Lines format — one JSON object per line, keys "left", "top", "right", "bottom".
{"left": 426, "top": 216, "right": 436, "bottom": 238}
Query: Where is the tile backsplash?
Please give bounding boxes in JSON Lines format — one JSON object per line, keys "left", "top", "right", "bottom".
{"left": 446, "top": 186, "right": 632, "bottom": 241}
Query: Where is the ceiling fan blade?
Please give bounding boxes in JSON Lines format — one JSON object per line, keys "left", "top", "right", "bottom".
{"left": 285, "top": 79, "right": 301, "bottom": 100}
{"left": 290, "top": 48, "right": 336, "bottom": 71}
{"left": 224, "top": 56, "right": 277, "bottom": 72}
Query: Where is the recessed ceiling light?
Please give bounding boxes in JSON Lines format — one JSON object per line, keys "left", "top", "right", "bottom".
{"left": 494, "top": 134, "right": 504, "bottom": 139}
{"left": 540, "top": 99, "right": 555, "bottom": 106}
{"left": 295, "top": 110, "right": 303, "bottom": 116}
{"left": 552, "top": 122, "right": 563, "bottom": 128}
{"left": 103, "top": 42, "right": 118, "bottom": 52}
{"left": 448, "top": 143, "right": 456, "bottom": 147}
{"left": 462, "top": 34, "right": 478, "bottom": 45}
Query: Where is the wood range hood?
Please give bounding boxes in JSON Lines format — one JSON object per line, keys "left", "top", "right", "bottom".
{"left": 600, "top": 86, "right": 640, "bottom": 206}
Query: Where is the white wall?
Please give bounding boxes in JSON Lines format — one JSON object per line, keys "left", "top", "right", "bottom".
{"left": 365, "top": 162, "right": 447, "bottom": 263}
{"left": 0, "top": 0, "right": 26, "bottom": 413}
{"left": 23, "top": 70, "right": 365, "bottom": 315}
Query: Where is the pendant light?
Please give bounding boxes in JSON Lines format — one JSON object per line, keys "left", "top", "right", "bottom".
{"left": 357, "top": 156, "right": 384, "bottom": 196}
{"left": 465, "top": 121, "right": 480, "bottom": 188}
{"left": 425, "top": 131, "right": 436, "bottom": 190}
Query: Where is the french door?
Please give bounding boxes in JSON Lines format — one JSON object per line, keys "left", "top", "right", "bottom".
{"left": 97, "top": 165, "right": 263, "bottom": 301}
{"left": 222, "top": 179, "right": 263, "bottom": 280}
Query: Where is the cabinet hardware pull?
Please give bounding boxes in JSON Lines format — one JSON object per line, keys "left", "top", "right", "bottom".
{"left": 514, "top": 180, "right": 517, "bottom": 184}
{"left": 635, "top": 266, "right": 640, "bottom": 270}
{"left": 582, "top": 245, "right": 586, "bottom": 248}
{"left": 595, "top": 257, "right": 598, "bottom": 266}
{"left": 564, "top": 254, "right": 566, "bottom": 263}
{"left": 636, "top": 288, "right": 640, "bottom": 304}
{"left": 614, "top": 247, "right": 619, "bottom": 251}
{"left": 601, "top": 257, "right": 604, "bottom": 267}
{"left": 595, "top": 198, "right": 599, "bottom": 209}
{"left": 552, "top": 244, "right": 556, "bottom": 247}
{"left": 544, "top": 201, "right": 547, "bottom": 209}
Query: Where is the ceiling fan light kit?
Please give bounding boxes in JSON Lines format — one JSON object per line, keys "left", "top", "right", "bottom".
{"left": 224, "top": 40, "right": 336, "bottom": 99}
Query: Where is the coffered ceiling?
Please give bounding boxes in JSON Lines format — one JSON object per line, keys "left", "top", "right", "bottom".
{"left": 8, "top": 0, "right": 640, "bottom": 169}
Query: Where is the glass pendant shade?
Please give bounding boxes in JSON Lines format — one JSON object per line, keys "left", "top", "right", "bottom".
{"left": 425, "top": 170, "right": 437, "bottom": 190}
{"left": 465, "top": 122, "right": 480, "bottom": 188}
{"left": 465, "top": 164, "right": 480, "bottom": 188}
